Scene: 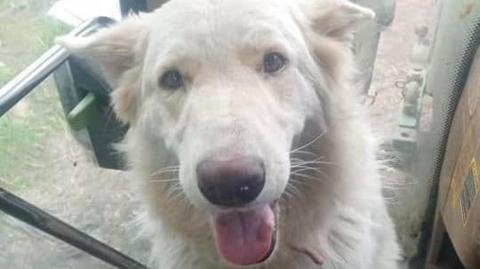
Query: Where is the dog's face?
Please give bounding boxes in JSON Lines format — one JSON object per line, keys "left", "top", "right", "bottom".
{"left": 61, "top": 0, "right": 373, "bottom": 266}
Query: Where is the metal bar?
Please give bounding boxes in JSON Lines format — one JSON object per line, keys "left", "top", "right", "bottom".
{"left": 0, "top": 187, "right": 149, "bottom": 269}
{"left": 0, "top": 45, "right": 68, "bottom": 116}
{"left": 0, "top": 17, "right": 113, "bottom": 117}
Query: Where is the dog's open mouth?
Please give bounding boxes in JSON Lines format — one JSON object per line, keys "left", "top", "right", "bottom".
{"left": 213, "top": 202, "right": 278, "bottom": 266}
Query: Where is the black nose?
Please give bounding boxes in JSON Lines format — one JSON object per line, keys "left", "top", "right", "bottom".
{"left": 196, "top": 156, "right": 265, "bottom": 207}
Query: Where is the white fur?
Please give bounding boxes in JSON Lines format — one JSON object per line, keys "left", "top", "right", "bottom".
{"left": 59, "top": 0, "right": 400, "bottom": 268}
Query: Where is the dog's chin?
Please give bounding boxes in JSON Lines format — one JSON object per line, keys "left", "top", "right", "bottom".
{"left": 211, "top": 202, "right": 279, "bottom": 267}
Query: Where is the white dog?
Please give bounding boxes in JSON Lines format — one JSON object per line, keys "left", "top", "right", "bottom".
{"left": 60, "top": 0, "right": 400, "bottom": 268}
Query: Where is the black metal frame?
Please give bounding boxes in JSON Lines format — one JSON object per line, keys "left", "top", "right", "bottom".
{"left": 120, "top": 0, "right": 147, "bottom": 16}
{"left": 0, "top": 188, "right": 147, "bottom": 269}
{"left": 0, "top": 15, "right": 149, "bottom": 269}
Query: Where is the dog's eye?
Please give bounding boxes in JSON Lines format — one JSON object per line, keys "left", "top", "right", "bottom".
{"left": 159, "top": 69, "right": 184, "bottom": 90}
{"left": 263, "top": 52, "right": 287, "bottom": 73}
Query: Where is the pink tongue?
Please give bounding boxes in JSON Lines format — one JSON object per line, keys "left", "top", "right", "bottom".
{"left": 213, "top": 204, "right": 275, "bottom": 266}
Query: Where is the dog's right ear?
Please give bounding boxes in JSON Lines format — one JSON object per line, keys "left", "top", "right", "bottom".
{"left": 299, "top": 0, "right": 375, "bottom": 41}
{"left": 57, "top": 16, "right": 150, "bottom": 124}
{"left": 295, "top": 0, "right": 375, "bottom": 81}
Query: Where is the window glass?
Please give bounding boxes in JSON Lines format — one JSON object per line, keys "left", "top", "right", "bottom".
{"left": 0, "top": 0, "right": 147, "bottom": 268}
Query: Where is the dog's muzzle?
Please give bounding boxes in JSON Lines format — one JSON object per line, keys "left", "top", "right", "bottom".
{"left": 196, "top": 156, "right": 277, "bottom": 266}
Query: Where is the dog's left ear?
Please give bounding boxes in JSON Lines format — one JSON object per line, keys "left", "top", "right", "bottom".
{"left": 301, "top": 0, "right": 375, "bottom": 41}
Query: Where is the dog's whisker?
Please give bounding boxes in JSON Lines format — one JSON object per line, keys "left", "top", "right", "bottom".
{"left": 291, "top": 158, "right": 336, "bottom": 183}
{"left": 301, "top": 160, "right": 336, "bottom": 166}
{"left": 291, "top": 167, "right": 323, "bottom": 175}
{"left": 286, "top": 182, "right": 302, "bottom": 197}
{"left": 150, "top": 168, "right": 179, "bottom": 177}
{"left": 290, "top": 131, "right": 327, "bottom": 154}
{"left": 170, "top": 190, "right": 186, "bottom": 201}
{"left": 149, "top": 169, "right": 180, "bottom": 178}
{"left": 155, "top": 167, "right": 180, "bottom": 172}
{"left": 290, "top": 150, "right": 319, "bottom": 158}
{"left": 282, "top": 191, "right": 296, "bottom": 203}
{"left": 290, "top": 155, "right": 338, "bottom": 170}
{"left": 169, "top": 184, "right": 183, "bottom": 192}
{"left": 289, "top": 178, "right": 310, "bottom": 188}
{"left": 150, "top": 165, "right": 180, "bottom": 172}
{"left": 291, "top": 164, "right": 325, "bottom": 170}
{"left": 292, "top": 162, "right": 329, "bottom": 172}
{"left": 155, "top": 164, "right": 180, "bottom": 170}
{"left": 291, "top": 159, "right": 337, "bottom": 167}
{"left": 148, "top": 178, "right": 179, "bottom": 183}
{"left": 165, "top": 185, "right": 185, "bottom": 202}
{"left": 152, "top": 167, "right": 180, "bottom": 172}
{"left": 291, "top": 172, "right": 328, "bottom": 183}
{"left": 291, "top": 163, "right": 332, "bottom": 180}
{"left": 290, "top": 156, "right": 326, "bottom": 163}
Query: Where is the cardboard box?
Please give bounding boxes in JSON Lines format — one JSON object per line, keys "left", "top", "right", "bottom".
{"left": 435, "top": 47, "right": 480, "bottom": 268}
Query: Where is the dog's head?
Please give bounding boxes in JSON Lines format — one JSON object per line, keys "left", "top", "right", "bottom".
{"left": 60, "top": 0, "right": 373, "bottom": 266}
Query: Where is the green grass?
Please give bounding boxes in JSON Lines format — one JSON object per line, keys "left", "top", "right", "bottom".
{"left": 36, "top": 17, "right": 71, "bottom": 52}
{"left": 0, "top": 115, "right": 38, "bottom": 187}
{"left": 0, "top": 1, "right": 71, "bottom": 191}
{"left": 0, "top": 65, "right": 14, "bottom": 86}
